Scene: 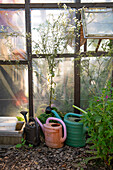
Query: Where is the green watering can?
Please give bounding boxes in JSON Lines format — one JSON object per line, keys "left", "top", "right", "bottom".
{"left": 64, "top": 112, "right": 86, "bottom": 147}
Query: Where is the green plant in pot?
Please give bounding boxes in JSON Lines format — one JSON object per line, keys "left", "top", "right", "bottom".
{"left": 16, "top": 116, "right": 24, "bottom": 131}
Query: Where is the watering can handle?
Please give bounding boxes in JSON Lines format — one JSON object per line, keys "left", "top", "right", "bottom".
{"left": 35, "top": 117, "right": 44, "bottom": 133}
{"left": 46, "top": 117, "right": 67, "bottom": 143}
{"left": 64, "top": 112, "right": 83, "bottom": 120}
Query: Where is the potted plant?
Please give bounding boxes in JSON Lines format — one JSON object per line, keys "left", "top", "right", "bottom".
{"left": 16, "top": 116, "right": 24, "bottom": 131}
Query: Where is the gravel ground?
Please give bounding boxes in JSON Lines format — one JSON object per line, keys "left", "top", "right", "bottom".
{"left": 0, "top": 142, "right": 108, "bottom": 170}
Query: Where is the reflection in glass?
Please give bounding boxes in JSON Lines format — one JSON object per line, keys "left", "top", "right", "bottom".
{"left": 86, "top": 39, "right": 110, "bottom": 51}
{"left": 33, "top": 58, "right": 74, "bottom": 116}
{"left": 0, "top": 0, "right": 24, "bottom": 3}
{"left": 0, "top": 9, "right": 26, "bottom": 60}
{"left": 81, "top": 0, "right": 113, "bottom": 2}
{"left": 31, "top": 9, "right": 75, "bottom": 54}
{"left": 31, "top": 0, "right": 74, "bottom": 3}
{"left": 0, "top": 65, "right": 28, "bottom": 116}
{"left": 80, "top": 56, "right": 112, "bottom": 109}
{"left": 81, "top": 8, "right": 113, "bottom": 38}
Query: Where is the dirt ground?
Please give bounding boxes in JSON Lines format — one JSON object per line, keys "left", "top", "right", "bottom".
{"left": 0, "top": 142, "right": 109, "bottom": 170}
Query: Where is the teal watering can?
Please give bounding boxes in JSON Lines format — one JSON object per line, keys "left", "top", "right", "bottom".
{"left": 64, "top": 113, "right": 86, "bottom": 147}
{"left": 45, "top": 106, "right": 62, "bottom": 120}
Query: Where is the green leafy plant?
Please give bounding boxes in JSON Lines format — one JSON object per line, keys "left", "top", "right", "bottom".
{"left": 81, "top": 81, "right": 113, "bottom": 167}
{"left": 38, "top": 113, "right": 53, "bottom": 124}
{"left": 37, "top": 106, "right": 65, "bottom": 124}
{"left": 16, "top": 116, "right": 24, "bottom": 122}
{"left": 16, "top": 138, "right": 33, "bottom": 149}
{"left": 16, "top": 138, "right": 26, "bottom": 148}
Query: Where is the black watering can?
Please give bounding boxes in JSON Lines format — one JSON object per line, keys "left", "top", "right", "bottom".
{"left": 20, "top": 111, "right": 40, "bottom": 146}
{"left": 23, "top": 117, "right": 40, "bottom": 146}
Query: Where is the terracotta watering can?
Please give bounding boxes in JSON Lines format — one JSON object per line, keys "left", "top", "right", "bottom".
{"left": 35, "top": 117, "right": 67, "bottom": 148}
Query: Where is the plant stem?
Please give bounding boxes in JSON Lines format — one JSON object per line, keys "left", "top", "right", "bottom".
{"left": 50, "top": 74, "right": 53, "bottom": 107}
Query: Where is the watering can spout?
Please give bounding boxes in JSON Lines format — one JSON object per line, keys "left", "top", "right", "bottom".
{"left": 51, "top": 110, "right": 62, "bottom": 120}
{"left": 35, "top": 117, "right": 44, "bottom": 133}
{"left": 45, "top": 106, "right": 62, "bottom": 120}
{"left": 20, "top": 111, "right": 28, "bottom": 123}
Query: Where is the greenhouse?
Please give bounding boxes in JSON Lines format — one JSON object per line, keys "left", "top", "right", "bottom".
{"left": 0, "top": 0, "right": 113, "bottom": 169}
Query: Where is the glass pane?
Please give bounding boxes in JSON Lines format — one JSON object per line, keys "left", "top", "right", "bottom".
{"left": 33, "top": 58, "right": 74, "bottom": 116}
{"left": 87, "top": 39, "right": 110, "bottom": 51}
{"left": 31, "top": 0, "right": 75, "bottom": 3}
{"left": 0, "top": 65, "right": 28, "bottom": 117}
{"left": 81, "top": 8, "right": 113, "bottom": 38}
{"left": 81, "top": 0, "right": 113, "bottom": 2}
{"left": 31, "top": 9, "right": 75, "bottom": 54}
{"left": 0, "top": 9, "right": 26, "bottom": 60}
{"left": 80, "top": 56, "right": 112, "bottom": 110}
{"left": 0, "top": 0, "right": 24, "bottom": 3}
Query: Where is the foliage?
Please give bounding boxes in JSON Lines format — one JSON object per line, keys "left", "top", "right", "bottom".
{"left": 34, "top": 57, "right": 74, "bottom": 115}
{"left": 33, "top": 6, "right": 81, "bottom": 106}
{"left": 16, "top": 138, "right": 33, "bottom": 149}
{"left": 35, "top": 104, "right": 48, "bottom": 117}
{"left": 81, "top": 81, "right": 113, "bottom": 167}
{"left": 16, "top": 116, "right": 24, "bottom": 122}
{"left": 37, "top": 113, "right": 54, "bottom": 124}
{"left": 80, "top": 47, "right": 112, "bottom": 110}
{"left": 37, "top": 106, "right": 65, "bottom": 123}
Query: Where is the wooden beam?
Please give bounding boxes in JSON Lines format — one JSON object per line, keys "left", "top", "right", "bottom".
{"left": 74, "top": 9, "right": 81, "bottom": 114}
{"left": 31, "top": 51, "right": 108, "bottom": 58}
{"left": 84, "top": 40, "right": 87, "bottom": 52}
{"left": 0, "top": 2, "right": 113, "bottom": 9}
{"left": 30, "top": 3, "right": 113, "bottom": 9}
{"left": 0, "top": 4, "right": 25, "bottom": 8}
{"left": 25, "top": 0, "right": 33, "bottom": 117}
{"left": 80, "top": 51, "right": 108, "bottom": 57}
{"left": 95, "top": 39, "right": 102, "bottom": 52}
{"left": 0, "top": 60, "right": 28, "bottom": 65}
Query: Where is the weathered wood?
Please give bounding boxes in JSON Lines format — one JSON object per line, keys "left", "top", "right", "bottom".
{"left": 95, "top": 39, "right": 102, "bottom": 52}
{"left": 0, "top": 131, "right": 22, "bottom": 145}
{"left": 25, "top": 0, "right": 33, "bottom": 117}
{"left": 0, "top": 2, "right": 113, "bottom": 9}
{"left": 0, "top": 60, "right": 28, "bottom": 65}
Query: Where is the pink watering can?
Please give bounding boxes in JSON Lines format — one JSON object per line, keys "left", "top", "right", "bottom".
{"left": 35, "top": 117, "right": 67, "bottom": 148}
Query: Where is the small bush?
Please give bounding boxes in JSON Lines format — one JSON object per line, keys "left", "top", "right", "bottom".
{"left": 82, "top": 81, "right": 113, "bottom": 167}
